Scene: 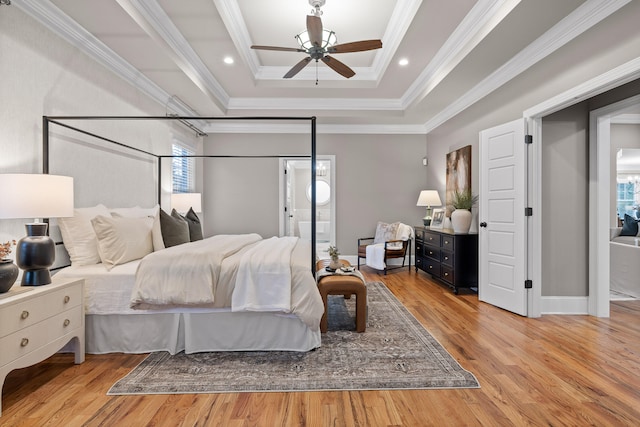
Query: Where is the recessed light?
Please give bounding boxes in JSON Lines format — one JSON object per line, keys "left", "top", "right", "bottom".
{"left": 398, "top": 58, "right": 409, "bottom": 66}
{"left": 223, "top": 56, "right": 234, "bottom": 65}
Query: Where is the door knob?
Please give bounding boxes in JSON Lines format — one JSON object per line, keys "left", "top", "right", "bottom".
{"left": 480, "top": 222, "right": 487, "bottom": 228}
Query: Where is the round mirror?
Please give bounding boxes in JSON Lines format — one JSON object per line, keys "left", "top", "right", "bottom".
{"left": 306, "top": 180, "right": 330, "bottom": 205}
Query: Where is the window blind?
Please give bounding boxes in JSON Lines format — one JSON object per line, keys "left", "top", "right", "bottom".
{"left": 172, "top": 143, "right": 195, "bottom": 193}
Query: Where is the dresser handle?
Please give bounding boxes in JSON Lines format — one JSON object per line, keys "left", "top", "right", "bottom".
{"left": 21, "top": 338, "right": 29, "bottom": 347}
{"left": 429, "top": 266, "right": 433, "bottom": 269}
{"left": 64, "top": 319, "right": 70, "bottom": 327}
{"left": 21, "top": 310, "right": 29, "bottom": 320}
{"left": 444, "top": 272, "right": 449, "bottom": 276}
{"left": 444, "top": 240, "right": 449, "bottom": 244}
{"left": 64, "top": 295, "right": 70, "bottom": 303}
{"left": 444, "top": 256, "right": 449, "bottom": 261}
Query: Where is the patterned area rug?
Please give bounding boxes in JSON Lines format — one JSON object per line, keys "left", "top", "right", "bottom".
{"left": 108, "top": 282, "right": 479, "bottom": 394}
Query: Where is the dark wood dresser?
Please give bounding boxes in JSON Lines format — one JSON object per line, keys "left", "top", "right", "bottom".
{"left": 414, "top": 226, "right": 478, "bottom": 294}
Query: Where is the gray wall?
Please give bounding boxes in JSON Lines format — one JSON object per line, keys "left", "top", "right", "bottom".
{"left": 426, "top": 2, "right": 640, "bottom": 297}
{"left": 0, "top": 7, "right": 199, "bottom": 248}
{"left": 202, "top": 133, "right": 427, "bottom": 254}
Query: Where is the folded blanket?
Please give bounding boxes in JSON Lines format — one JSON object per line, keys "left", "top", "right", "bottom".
{"left": 316, "top": 267, "right": 366, "bottom": 285}
{"left": 232, "top": 236, "right": 297, "bottom": 313}
{"left": 131, "top": 233, "right": 262, "bottom": 309}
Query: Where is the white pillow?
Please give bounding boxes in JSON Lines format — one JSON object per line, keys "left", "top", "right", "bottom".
{"left": 58, "top": 204, "right": 110, "bottom": 266}
{"left": 110, "top": 205, "right": 164, "bottom": 251}
{"left": 91, "top": 215, "right": 153, "bottom": 270}
{"left": 373, "top": 221, "right": 400, "bottom": 244}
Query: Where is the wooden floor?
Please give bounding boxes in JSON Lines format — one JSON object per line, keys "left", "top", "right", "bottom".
{"left": 2, "top": 269, "right": 640, "bottom": 426}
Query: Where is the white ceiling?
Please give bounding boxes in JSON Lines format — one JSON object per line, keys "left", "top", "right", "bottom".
{"left": 15, "top": 0, "right": 632, "bottom": 133}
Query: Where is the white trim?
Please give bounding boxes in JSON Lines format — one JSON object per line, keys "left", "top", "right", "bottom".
{"left": 203, "top": 122, "right": 428, "bottom": 135}
{"left": 115, "top": 0, "right": 229, "bottom": 112}
{"left": 227, "top": 97, "right": 404, "bottom": 111}
{"left": 541, "top": 296, "right": 589, "bottom": 315}
{"left": 611, "top": 113, "right": 640, "bottom": 124}
{"left": 527, "top": 117, "right": 542, "bottom": 318}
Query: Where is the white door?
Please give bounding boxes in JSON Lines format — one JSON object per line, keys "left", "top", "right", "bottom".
{"left": 479, "top": 119, "right": 527, "bottom": 316}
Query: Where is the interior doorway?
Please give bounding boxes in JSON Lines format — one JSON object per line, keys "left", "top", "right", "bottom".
{"left": 280, "top": 156, "right": 336, "bottom": 255}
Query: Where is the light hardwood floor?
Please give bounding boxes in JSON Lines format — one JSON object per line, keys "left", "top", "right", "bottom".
{"left": 2, "top": 268, "right": 640, "bottom": 426}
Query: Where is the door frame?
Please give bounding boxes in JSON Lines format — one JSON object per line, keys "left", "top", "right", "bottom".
{"left": 524, "top": 57, "right": 640, "bottom": 317}
{"left": 279, "top": 155, "right": 336, "bottom": 246}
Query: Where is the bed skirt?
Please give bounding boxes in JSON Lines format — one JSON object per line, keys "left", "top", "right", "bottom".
{"left": 84, "top": 311, "right": 321, "bottom": 354}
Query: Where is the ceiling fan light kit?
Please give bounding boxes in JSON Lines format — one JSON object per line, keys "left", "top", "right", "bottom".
{"left": 250, "top": 0, "right": 382, "bottom": 81}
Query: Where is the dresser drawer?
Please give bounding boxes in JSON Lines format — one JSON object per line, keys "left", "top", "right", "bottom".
{"left": 423, "top": 231, "right": 441, "bottom": 246}
{"left": 0, "top": 284, "right": 82, "bottom": 338}
{"left": 0, "top": 305, "right": 82, "bottom": 367}
{"left": 424, "top": 246, "right": 440, "bottom": 261}
{"left": 415, "top": 242, "right": 424, "bottom": 256}
{"left": 415, "top": 228, "right": 425, "bottom": 241}
{"left": 441, "top": 265, "right": 454, "bottom": 284}
{"left": 441, "top": 235, "right": 455, "bottom": 251}
{"left": 441, "top": 251, "right": 453, "bottom": 267}
{"left": 423, "top": 258, "right": 441, "bottom": 276}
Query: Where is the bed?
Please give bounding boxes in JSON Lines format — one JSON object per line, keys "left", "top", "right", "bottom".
{"left": 54, "top": 207, "right": 323, "bottom": 354}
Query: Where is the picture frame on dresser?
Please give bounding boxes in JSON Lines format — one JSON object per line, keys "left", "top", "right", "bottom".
{"left": 430, "top": 209, "right": 445, "bottom": 229}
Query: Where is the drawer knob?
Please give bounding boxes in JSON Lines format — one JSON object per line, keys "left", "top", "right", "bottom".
{"left": 429, "top": 266, "right": 433, "bottom": 269}
{"left": 64, "top": 295, "right": 70, "bottom": 303}
{"left": 21, "top": 310, "right": 29, "bottom": 320}
{"left": 21, "top": 338, "right": 29, "bottom": 347}
{"left": 64, "top": 319, "right": 71, "bottom": 327}
{"left": 444, "top": 272, "right": 449, "bottom": 276}
{"left": 444, "top": 256, "right": 449, "bottom": 261}
{"left": 445, "top": 240, "right": 449, "bottom": 244}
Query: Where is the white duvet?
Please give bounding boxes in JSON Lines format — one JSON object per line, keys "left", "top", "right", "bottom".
{"left": 130, "top": 234, "right": 324, "bottom": 330}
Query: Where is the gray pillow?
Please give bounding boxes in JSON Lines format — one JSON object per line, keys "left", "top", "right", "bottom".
{"left": 159, "top": 209, "right": 190, "bottom": 247}
{"left": 620, "top": 214, "right": 639, "bottom": 236}
{"left": 184, "top": 207, "right": 203, "bottom": 241}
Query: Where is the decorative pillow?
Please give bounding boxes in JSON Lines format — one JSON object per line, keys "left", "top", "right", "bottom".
{"left": 620, "top": 214, "right": 639, "bottom": 236}
{"left": 159, "top": 209, "right": 190, "bottom": 247}
{"left": 373, "top": 221, "right": 400, "bottom": 244}
{"left": 91, "top": 215, "right": 153, "bottom": 270}
{"left": 111, "top": 205, "right": 164, "bottom": 251}
{"left": 57, "top": 204, "right": 110, "bottom": 266}
{"left": 183, "top": 207, "right": 204, "bottom": 241}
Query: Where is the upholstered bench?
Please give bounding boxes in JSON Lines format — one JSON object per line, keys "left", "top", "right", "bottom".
{"left": 316, "top": 259, "right": 367, "bottom": 333}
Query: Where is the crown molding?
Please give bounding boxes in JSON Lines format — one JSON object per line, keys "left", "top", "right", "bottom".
{"left": 115, "top": 0, "right": 229, "bottom": 112}
{"left": 401, "top": 0, "right": 520, "bottom": 108}
{"left": 424, "top": 0, "right": 632, "bottom": 133}
{"left": 611, "top": 114, "right": 640, "bottom": 124}
{"left": 13, "top": 0, "right": 199, "bottom": 118}
{"left": 227, "top": 97, "right": 404, "bottom": 111}
{"left": 203, "top": 122, "right": 428, "bottom": 134}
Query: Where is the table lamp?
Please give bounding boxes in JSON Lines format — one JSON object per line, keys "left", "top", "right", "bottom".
{"left": 171, "top": 193, "right": 202, "bottom": 214}
{"left": 0, "top": 174, "right": 74, "bottom": 286}
{"left": 416, "top": 190, "right": 442, "bottom": 226}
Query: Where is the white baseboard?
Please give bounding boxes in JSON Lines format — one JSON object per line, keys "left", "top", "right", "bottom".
{"left": 541, "top": 296, "right": 589, "bottom": 315}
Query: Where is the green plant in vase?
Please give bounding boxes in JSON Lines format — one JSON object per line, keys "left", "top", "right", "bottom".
{"left": 326, "top": 245, "right": 341, "bottom": 270}
{"left": 450, "top": 189, "right": 478, "bottom": 233}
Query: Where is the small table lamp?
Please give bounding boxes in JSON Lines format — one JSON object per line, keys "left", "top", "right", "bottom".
{"left": 171, "top": 193, "right": 202, "bottom": 214}
{"left": 0, "top": 174, "right": 74, "bottom": 286}
{"left": 417, "top": 190, "right": 442, "bottom": 226}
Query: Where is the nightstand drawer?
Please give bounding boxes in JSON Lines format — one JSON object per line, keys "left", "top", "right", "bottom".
{"left": 0, "top": 306, "right": 82, "bottom": 367}
{"left": 0, "top": 285, "right": 82, "bottom": 338}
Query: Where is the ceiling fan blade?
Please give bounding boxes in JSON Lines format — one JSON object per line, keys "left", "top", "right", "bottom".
{"left": 284, "top": 57, "right": 313, "bottom": 78}
{"left": 321, "top": 55, "right": 355, "bottom": 78}
{"left": 328, "top": 39, "right": 383, "bottom": 54}
{"left": 251, "top": 45, "right": 306, "bottom": 53}
{"left": 307, "top": 15, "right": 323, "bottom": 48}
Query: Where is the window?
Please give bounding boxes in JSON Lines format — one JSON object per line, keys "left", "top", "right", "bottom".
{"left": 172, "top": 143, "right": 195, "bottom": 193}
{"left": 616, "top": 180, "right": 637, "bottom": 219}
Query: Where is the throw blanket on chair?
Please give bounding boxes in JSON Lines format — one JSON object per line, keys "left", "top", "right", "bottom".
{"left": 366, "top": 223, "right": 414, "bottom": 270}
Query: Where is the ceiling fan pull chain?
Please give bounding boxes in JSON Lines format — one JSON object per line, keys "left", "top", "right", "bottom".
{"left": 316, "top": 61, "right": 319, "bottom": 85}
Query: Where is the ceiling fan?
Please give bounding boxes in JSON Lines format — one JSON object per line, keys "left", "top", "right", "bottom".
{"left": 251, "top": 0, "right": 382, "bottom": 80}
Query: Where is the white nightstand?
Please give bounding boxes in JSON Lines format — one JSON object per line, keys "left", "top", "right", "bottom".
{"left": 0, "top": 277, "right": 85, "bottom": 416}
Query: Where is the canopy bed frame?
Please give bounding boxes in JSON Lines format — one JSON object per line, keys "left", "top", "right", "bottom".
{"left": 42, "top": 115, "right": 324, "bottom": 354}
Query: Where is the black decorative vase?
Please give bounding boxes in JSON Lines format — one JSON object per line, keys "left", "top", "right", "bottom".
{"left": 0, "top": 259, "right": 19, "bottom": 293}
{"left": 16, "top": 223, "right": 55, "bottom": 286}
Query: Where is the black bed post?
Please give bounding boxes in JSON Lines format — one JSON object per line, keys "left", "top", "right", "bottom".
{"left": 157, "top": 156, "right": 162, "bottom": 207}
{"left": 311, "top": 116, "right": 317, "bottom": 275}
{"left": 42, "top": 116, "right": 49, "bottom": 174}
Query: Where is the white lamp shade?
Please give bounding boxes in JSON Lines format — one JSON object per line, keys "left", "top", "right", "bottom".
{"left": 171, "top": 193, "right": 202, "bottom": 213}
{"left": 416, "top": 190, "right": 442, "bottom": 207}
{"left": 0, "top": 174, "right": 74, "bottom": 219}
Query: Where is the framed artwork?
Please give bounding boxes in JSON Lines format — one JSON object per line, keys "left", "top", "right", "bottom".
{"left": 445, "top": 145, "right": 472, "bottom": 217}
{"left": 430, "top": 209, "right": 445, "bottom": 229}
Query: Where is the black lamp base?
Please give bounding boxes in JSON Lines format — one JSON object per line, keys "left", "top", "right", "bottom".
{"left": 423, "top": 218, "right": 431, "bottom": 226}
{"left": 16, "top": 223, "right": 55, "bottom": 286}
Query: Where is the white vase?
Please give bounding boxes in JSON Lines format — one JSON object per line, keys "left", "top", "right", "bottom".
{"left": 451, "top": 209, "right": 472, "bottom": 233}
